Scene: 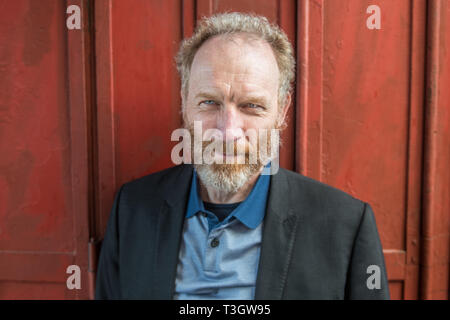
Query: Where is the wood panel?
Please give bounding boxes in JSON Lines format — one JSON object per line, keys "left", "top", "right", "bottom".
{"left": 421, "top": 0, "right": 450, "bottom": 300}
{"left": 95, "top": 0, "right": 183, "bottom": 238}
{"left": 0, "top": 0, "right": 92, "bottom": 299}
{"left": 296, "top": 0, "right": 425, "bottom": 299}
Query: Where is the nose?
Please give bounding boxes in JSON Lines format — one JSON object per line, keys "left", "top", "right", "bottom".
{"left": 217, "top": 104, "right": 244, "bottom": 142}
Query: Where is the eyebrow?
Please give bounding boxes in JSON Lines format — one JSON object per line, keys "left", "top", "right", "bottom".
{"left": 195, "top": 92, "right": 269, "bottom": 107}
{"left": 195, "top": 92, "right": 222, "bottom": 101}
{"left": 242, "top": 96, "right": 269, "bottom": 107}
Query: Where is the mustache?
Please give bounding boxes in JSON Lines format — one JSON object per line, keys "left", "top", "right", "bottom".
{"left": 186, "top": 126, "right": 255, "bottom": 154}
{"left": 182, "top": 123, "right": 279, "bottom": 165}
{"left": 200, "top": 139, "right": 250, "bottom": 154}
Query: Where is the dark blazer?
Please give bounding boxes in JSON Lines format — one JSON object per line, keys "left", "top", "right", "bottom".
{"left": 95, "top": 164, "right": 390, "bottom": 299}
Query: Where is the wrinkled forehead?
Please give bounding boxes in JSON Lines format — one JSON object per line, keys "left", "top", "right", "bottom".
{"left": 189, "top": 33, "right": 280, "bottom": 92}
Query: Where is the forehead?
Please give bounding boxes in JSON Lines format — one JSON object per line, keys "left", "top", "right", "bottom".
{"left": 189, "top": 34, "right": 280, "bottom": 94}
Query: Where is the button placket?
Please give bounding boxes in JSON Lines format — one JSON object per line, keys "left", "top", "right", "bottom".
{"left": 204, "top": 228, "right": 223, "bottom": 272}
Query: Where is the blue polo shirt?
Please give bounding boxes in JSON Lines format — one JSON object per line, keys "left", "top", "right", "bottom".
{"left": 173, "top": 165, "right": 271, "bottom": 299}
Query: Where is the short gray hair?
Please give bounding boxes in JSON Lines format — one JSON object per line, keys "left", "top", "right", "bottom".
{"left": 175, "top": 12, "right": 295, "bottom": 107}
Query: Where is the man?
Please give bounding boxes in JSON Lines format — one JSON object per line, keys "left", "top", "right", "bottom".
{"left": 95, "top": 13, "right": 389, "bottom": 300}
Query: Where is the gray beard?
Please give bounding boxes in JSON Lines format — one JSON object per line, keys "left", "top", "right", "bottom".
{"left": 194, "top": 163, "right": 261, "bottom": 194}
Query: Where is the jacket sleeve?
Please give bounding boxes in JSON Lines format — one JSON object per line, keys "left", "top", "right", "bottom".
{"left": 345, "top": 203, "right": 390, "bottom": 299}
{"left": 95, "top": 185, "right": 124, "bottom": 300}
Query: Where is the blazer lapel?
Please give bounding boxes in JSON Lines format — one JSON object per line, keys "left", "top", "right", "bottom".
{"left": 254, "top": 168, "right": 300, "bottom": 300}
{"left": 151, "top": 164, "right": 193, "bottom": 299}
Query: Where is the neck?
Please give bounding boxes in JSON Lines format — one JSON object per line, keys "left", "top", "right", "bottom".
{"left": 198, "top": 166, "right": 263, "bottom": 204}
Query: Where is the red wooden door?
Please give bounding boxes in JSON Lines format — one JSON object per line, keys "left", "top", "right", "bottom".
{"left": 0, "top": 0, "right": 92, "bottom": 299}
{"left": 1, "top": 0, "right": 448, "bottom": 300}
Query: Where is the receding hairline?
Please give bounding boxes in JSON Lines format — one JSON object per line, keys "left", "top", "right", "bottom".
{"left": 190, "top": 32, "right": 280, "bottom": 73}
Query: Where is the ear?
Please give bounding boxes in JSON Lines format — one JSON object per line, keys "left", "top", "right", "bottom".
{"left": 277, "top": 92, "right": 292, "bottom": 127}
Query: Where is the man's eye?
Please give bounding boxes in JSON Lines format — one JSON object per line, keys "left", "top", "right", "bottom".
{"left": 201, "top": 100, "right": 217, "bottom": 106}
{"left": 244, "top": 103, "right": 263, "bottom": 110}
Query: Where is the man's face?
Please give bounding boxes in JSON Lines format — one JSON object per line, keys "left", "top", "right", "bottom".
{"left": 183, "top": 33, "right": 288, "bottom": 193}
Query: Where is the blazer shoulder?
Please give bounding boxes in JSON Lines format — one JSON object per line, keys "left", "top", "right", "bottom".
{"left": 281, "top": 168, "right": 362, "bottom": 201}
{"left": 119, "top": 164, "right": 193, "bottom": 204}
{"left": 279, "top": 168, "right": 367, "bottom": 220}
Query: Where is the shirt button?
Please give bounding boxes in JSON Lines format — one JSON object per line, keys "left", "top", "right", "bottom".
{"left": 202, "top": 212, "right": 207, "bottom": 218}
{"left": 210, "top": 237, "right": 220, "bottom": 248}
